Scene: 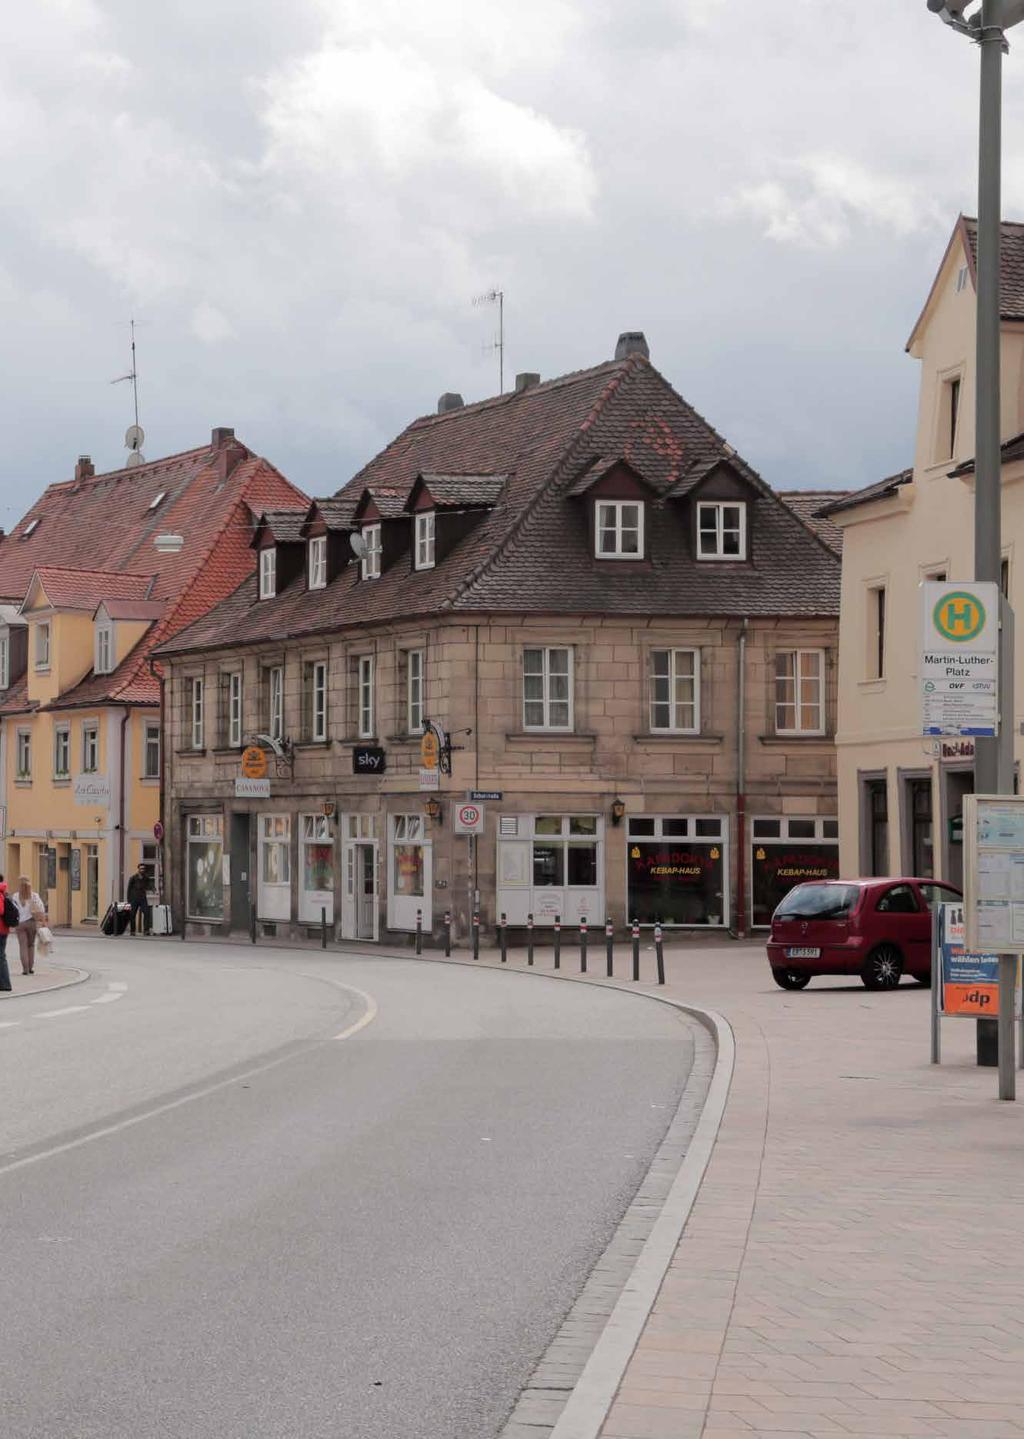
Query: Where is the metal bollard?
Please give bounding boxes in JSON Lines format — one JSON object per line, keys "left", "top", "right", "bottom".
{"left": 655, "top": 921, "right": 665, "bottom": 986}
{"left": 415, "top": 908, "right": 423, "bottom": 956}
{"left": 631, "top": 917, "right": 640, "bottom": 982}
{"left": 472, "top": 910, "right": 480, "bottom": 961}
{"left": 605, "top": 917, "right": 614, "bottom": 977}
{"left": 500, "top": 912, "right": 508, "bottom": 962}
{"left": 444, "top": 910, "right": 452, "bottom": 959}
{"left": 553, "top": 915, "right": 561, "bottom": 970}
{"left": 580, "top": 915, "right": 588, "bottom": 973}
{"left": 527, "top": 912, "right": 534, "bottom": 966}
{"left": 321, "top": 905, "right": 328, "bottom": 950}
{"left": 250, "top": 902, "right": 257, "bottom": 945}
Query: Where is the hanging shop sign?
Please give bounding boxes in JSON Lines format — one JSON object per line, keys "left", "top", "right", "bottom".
{"left": 419, "top": 767, "right": 440, "bottom": 792}
{"left": 235, "top": 777, "right": 271, "bottom": 798}
{"left": 920, "top": 581, "right": 999, "bottom": 738}
{"left": 241, "top": 746, "right": 268, "bottom": 780}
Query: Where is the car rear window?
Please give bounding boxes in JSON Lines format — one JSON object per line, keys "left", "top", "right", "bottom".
{"left": 774, "top": 884, "right": 860, "bottom": 920}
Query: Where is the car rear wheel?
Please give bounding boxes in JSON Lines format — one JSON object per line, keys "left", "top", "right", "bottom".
{"left": 772, "top": 967, "right": 811, "bottom": 990}
{"left": 862, "top": 944, "right": 903, "bottom": 990}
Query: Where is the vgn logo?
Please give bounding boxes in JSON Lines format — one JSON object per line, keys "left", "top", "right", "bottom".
{"left": 933, "top": 590, "right": 986, "bottom": 643}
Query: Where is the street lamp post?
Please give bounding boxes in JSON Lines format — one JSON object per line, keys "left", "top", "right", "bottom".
{"left": 927, "top": 0, "right": 1024, "bottom": 1098}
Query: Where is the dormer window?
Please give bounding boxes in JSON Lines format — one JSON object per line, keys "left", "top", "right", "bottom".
{"left": 697, "top": 501, "right": 747, "bottom": 560}
{"left": 308, "top": 535, "right": 327, "bottom": 590}
{"left": 414, "top": 511, "right": 435, "bottom": 570}
{"left": 259, "top": 547, "right": 276, "bottom": 599}
{"left": 361, "top": 524, "right": 382, "bottom": 580}
{"left": 95, "top": 622, "right": 113, "bottom": 675}
{"left": 596, "top": 501, "right": 643, "bottom": 559}
{"left": 35, "top": 621, "right": 50, "bottom": 671}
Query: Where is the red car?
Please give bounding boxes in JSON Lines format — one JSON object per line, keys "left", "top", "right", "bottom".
{"left": 767, "top": 877, "right": 961, "bottom": 990}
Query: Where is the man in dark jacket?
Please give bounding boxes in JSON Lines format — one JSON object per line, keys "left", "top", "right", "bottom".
{"left": 126, "top": 864, "right": 152, "bottom": 936}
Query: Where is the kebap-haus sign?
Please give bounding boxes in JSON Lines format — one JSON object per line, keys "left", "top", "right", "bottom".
{"left": 920, "top": 581, "right": 999, "bottom": 737}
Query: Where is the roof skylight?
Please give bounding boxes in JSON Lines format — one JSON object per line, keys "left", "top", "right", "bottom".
{"left": 21, "top": 519, "right": 39, "bottom": 538}
{"left": 149, "top": 491, "right": 167, "bottom": 511}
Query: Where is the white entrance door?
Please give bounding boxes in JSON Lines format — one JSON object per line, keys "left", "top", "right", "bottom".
{"left": 342, "top": 840, "right": 378, "bottom": 940}
{"left": 257, "top": 813, "right": 291, "bottom": 921}
{"left": 387, "top": 813, "right": 432, "bottom": 932}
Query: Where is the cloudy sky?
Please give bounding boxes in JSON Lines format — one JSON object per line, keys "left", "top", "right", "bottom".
{"left": 1, "top": 0, "right": 1021, "bottom": 523}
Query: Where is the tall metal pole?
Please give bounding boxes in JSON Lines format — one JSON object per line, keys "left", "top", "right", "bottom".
{"left": 974, "top": 1, "right": 1017, "bottom": 1098}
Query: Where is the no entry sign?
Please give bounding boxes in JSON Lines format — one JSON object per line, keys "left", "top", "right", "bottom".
{"left": 455, "top": 802, "right": 485, "bottom": 835}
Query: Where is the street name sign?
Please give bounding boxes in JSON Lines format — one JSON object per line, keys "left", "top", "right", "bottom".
{"left": 920, "top": 581, "right": 999, "bottom": 737}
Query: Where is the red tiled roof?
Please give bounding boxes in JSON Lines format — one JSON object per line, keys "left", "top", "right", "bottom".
{"left": 29, "top": 568, "right": 155, "bottom": 613}
{"left": 0, "top": 437, "right": 308, "bottom": 710}
{"left": 97, "top": 599, "right": 167, "bottom": 622}
{"left": 159, "top": 354, "right": 841, "bottom": 660}
{"left": 779, "top": 491, "right": 850, "bottom": 555}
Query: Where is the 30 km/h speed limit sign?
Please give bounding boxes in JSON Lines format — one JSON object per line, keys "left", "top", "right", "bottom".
{"left": 455, "top": 802, "right": 485, "bottom": 835}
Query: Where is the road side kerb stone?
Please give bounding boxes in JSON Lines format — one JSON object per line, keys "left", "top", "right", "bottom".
{"left": 0, "top": 962, "right": 90, "bottom": 1001}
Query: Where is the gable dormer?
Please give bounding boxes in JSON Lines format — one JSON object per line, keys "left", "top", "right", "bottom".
{"left": 299, "top": 497, "right": 360, "bottom": 589}
{"left": 92, "top": 598, "right": 165, "bottom": 675}
{"left": 666, "top": 457, "right": 761, "bottom": 562}
{"left": 250, "top": 509, "right": 307, "bottom": 599}
{"left": 0, "top": 604, "right": 27, "bottom": 693}
{"left": 404, "top": 474, "right": 507, "bottom": 571}
{"left": 352, "top": 487, "right": 410, "bottom": 579}
{"left": 566, "top": 457, "right": 656, "bottom": 561}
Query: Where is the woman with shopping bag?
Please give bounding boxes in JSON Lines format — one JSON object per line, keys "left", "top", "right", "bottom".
{"left": 13, "top": 876, "right": 47, "bottom": 976}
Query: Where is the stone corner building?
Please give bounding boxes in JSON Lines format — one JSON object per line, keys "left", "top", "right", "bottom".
{"left": 156, "top": 337, "right": 841, "bottom": 943}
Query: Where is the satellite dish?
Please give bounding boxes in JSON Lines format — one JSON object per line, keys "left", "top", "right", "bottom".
{"left": 125, "top": 424, "right": 145, "bottom": 452}
{"left": 125, "top": 451, "right": 145, "bottom": 467}
{"left": 349, "top": 532, "right": 366, "bottom": 558}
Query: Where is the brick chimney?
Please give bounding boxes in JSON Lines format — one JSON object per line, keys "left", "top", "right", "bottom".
{"left": 614, "top": 332, "right": 650, "bottom": 361}
{"left": 211, "top": 427, "right": 246, "bottom": 484}
{"left": 437, "top": 393, "right": 464, "bottom": 414}
{"left": 515, "top": 372, "right": 540, "bottom": 393}
{"left": 75, "top": 455, "right": 95, "bottom": 484}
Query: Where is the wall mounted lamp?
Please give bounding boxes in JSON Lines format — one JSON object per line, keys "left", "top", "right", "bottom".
{"left": 610, "top": 797, "right": 626, "bottom": 826}
{"left": 425, "top": 797, "right": 443, "bottom": 824}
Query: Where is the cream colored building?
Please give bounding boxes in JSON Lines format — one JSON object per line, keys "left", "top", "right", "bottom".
{"left": 825, "top": 216, "right": 1024, "bottom": 885}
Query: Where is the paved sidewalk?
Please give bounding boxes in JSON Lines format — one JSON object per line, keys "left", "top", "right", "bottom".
{"left": 434, "top": 940, "right": 1024, "bottom": 1439}
{"left": 0, "top": 959, "right": 88, "bottom": 1000}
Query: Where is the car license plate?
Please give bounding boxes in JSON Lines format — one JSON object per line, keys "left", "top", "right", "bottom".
{"left": 786, "top": 946, "right": 820, "bottom": 959}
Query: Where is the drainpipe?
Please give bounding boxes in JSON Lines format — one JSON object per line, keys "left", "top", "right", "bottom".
{"left": 735, "top": 619, "right": 749, "bottom": 939}
{"left": 118, "top": 707, "right": 129, "bottom": 902}
{"left": 148, "top": 656, "right": 166, "bottom": 907}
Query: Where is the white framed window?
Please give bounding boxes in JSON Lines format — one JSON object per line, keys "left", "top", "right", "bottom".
{"left": 414, "top": 512, "right": 435, "bottom": 570}
{"left": 187, "top": 814, "right": 224, "bottom": 920}
{"left": 596, "top": 501, "right": 644, "bottom": 559}
{"left": 228, "top": 671, "right": 243, "bottom": 748}
{"left": 82, "top": 722, "right": 99, "bottom": 773}
{"left": 259, "top": 547, "right": 276, "bottom": 599}
{"left": 308, "top": 535, "right": 327, "bottom": 590}
{"left": 189, "top": 676, "right": 205, "bottom": 749}
{"left": 35, "top": 621, "right": 50, "bottom": 671}
{"left": 144, "top": 720, "right": 161, "bottom": 778}
{"left": 407, "top": 649, "right": 425, "bottom": 733}
{"left": 650, "top": 649, "right": 699, "bottom": 732}
{"left": 260, "top": 814, "right": 292, "bottom": 884}
{"left": 0, "top": 632, "right": 8, "bottom": 690}
{"left": 95, "top": 623, "right": 113, "bottom": 675}
{"left": 311, "top": 660, "right": 328, "bottom": 741}
{"left": 523, "top": 647, "right": 573, "bottom": 731}
{"left": 774, "top": 649, "right": 825, "bottom": 735}
{"left": 697, "top": 501, "right": 747, "bottom": 560}
{"left": 358, "top": 655, "right": 375, "bottom": 737}
{"left": 269, "top": 664, "right": 284, "bottom": 741}
{"left": 16, "top": 728, "right": 31, "bottom": 779}
{"left": 54, "top": 725, "right": 70, "bottom": 778}
{"left": 361, "top": 524, "right": 382, "bottom": 580}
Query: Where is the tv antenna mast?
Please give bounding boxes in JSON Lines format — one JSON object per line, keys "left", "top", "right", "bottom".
{"left": 473, "top": 288, "right": 505, "bottom": 394}
{"left": 112, "top": 317, "right": 145, "bottom": 465}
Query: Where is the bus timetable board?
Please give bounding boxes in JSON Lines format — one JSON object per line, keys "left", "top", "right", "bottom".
{"left": 964, "top": 793, "right": 1024, "bottom": 952}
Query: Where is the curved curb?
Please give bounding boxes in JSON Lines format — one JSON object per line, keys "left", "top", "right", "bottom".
{"left": 0, "top": 964, "right": 91, "bottom": 1002}
{"left": 378, "top": 951, "right": 735, "bottom": 1439}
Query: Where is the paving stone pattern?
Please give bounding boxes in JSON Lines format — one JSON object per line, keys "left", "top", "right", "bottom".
{"left": 439, "top": 941, "right": 1024, "bottom": 1439}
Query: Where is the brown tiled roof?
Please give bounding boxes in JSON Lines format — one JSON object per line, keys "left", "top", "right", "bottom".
{"left": 962, "top": 217, "right": 1024, "bottom": 320}
{"left": 358, "top": 486, "right": 408, "bottom": 520}
{"left": 255, "top": 508, "right": 307, "bottom": 544}
{"left": 305, "top": 497, "right": 359, "bottom": 532}
{"left": 97, "top": 599, "right": 167, "bottom": 622}
{"left": 815, "top": 470, "right": 913, "bottom": 519}
{"left": 415, "top": 475, "right": 509, "bottom": 507}
{"left": 29, "top": 567, "right": 155, "bottom": 613}
{"left": 0, "top": 677, "right": 34, "bottom": 718}
{"left": 158, "top": 355, "right": 840, "bottom": 659}
{"left": 779, "top": 491, "right": 850, "bottom": 555}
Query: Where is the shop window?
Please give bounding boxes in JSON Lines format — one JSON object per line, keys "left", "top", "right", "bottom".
{"left": 697, "top": 501, "right": 746, "bottom": 560}
{"left": 414, "top": 512, "right": 435, "bottom": 571}
{"left": 82, "top": 723, "right": 99, "bottom": 774}
{"left": 187, "top": 815, "right": 223, "bottom": 919}
{"left": 523, "top": 647, "right": 573, "bottom": 731}
{"left": 774, "top": 649, "right": 825, "bottom": 735}
{"left": 595, "top": 501, "right": 644, "bottom": 559}
{"left": 750, "top": 815, "right": 840, "bottom": 927}
{"left": 650, "top": 649, "right": 699, "bottom": 732}
{"left": 392, "top": 813, "right": 425, "bottom": 898}
{"left": 260, "top": 815, "right": 291, "bottom": 885}
{"left": 627, "top": 815, "right": 726, "bottom": 927}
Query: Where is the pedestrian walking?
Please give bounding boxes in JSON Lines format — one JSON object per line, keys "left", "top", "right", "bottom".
{"left": 126, "top": 864, "right": 152, "bottom": 936}
{"left": 0, "top": 874, "right": 14, "bottom": 993}
{"left": 13, "top": 877, "right": 47, "bottom": 976}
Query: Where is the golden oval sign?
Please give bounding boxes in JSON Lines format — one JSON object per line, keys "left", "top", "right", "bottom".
{"left": 420, "top": 729, "right": 440, "bottom": 770}
{"left": 241, "top": 745, "right": 268, "bottom": 779}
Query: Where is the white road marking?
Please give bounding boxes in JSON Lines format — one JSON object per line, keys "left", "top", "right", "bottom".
{"left": 0, "top": 1021, "right": 22, "bottom": 1030}
{"left": 90, "top": 992, "right": 124, "bottom": 1005}
{"left": 0, "top": 982, "right": 378, "bottom": 1181}
{"left": 35, "top": 1006, "right": 90, "bottom": 1019}
{"left": 109, "top": 982, "right": 128, "bottom": 992}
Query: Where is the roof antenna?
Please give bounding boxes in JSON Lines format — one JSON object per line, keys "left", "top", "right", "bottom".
{"left": 473, "top": 288, "right": 505, "bottom": 394}
{"left": 112, "top": 316, "right": 145, "bottom": 466}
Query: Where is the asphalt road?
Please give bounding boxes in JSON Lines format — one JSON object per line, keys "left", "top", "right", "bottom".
{"left": 0, "top": 940, "right": 695, "bottom": 1439}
